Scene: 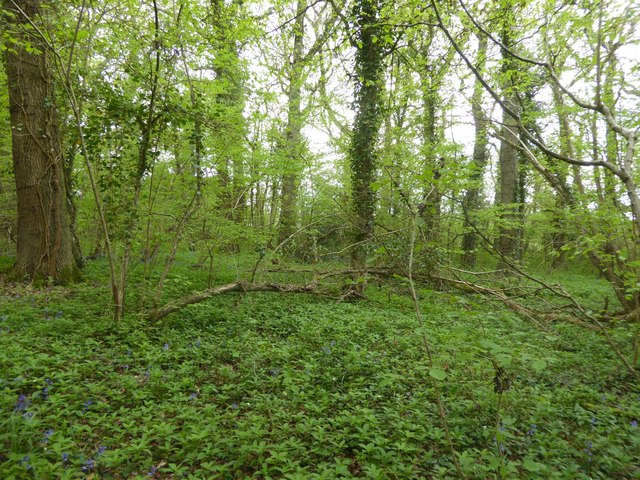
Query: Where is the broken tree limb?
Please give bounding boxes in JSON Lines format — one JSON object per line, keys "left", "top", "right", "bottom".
{"left": 147, "top": 281, "right": 319, "bottom": 321}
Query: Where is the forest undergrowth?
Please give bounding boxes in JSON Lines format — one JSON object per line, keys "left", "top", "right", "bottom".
{"left": 0, "top": 255, "right": 638, "bottom": 479}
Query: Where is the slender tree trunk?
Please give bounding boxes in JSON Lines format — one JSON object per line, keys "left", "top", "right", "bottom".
{"left": 278, "top": 0, "right": 306, "bottom": 247}
{"left": 496, "top": 9, "right": 521, "bottom": 268}
{"left": 211, "top": 0, "right": 246, "bottom": 224}
{"left": 3, "top": 0, "right": 80, "bottom": 284}
{"left": 418, "top": 24, "right": 442, "bottom": 241}
{"left": 349, "top": 0, "right": 385, "bottom": 285}
{"left": 461, "top": 34, "right": 488, "bottom": 267}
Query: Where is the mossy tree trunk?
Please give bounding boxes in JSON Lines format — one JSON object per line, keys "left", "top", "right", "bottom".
{"left": 349, "top": 0, "right": 385, "bottom": 285}
{"left": 3, "top": 0, "right": 80, "bottom": 284}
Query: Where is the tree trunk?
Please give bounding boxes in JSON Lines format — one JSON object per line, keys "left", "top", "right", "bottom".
{"left": 349, "top": 0, "right": 384, "bottom": 284}
{"left": 496, "top": 8, "right": 521, "bottom": 268}
{"left": 278, "top": 0, "right": 306, "bottom": 247}
{"left": 3, "top": 0, "right": 80, "bottom": 284}
{"left": 461, "top": 34, "right": 488, "bottom": 267}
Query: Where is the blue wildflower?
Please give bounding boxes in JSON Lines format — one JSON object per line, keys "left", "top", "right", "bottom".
{"left": 195, "top": 340, "right": 201, "bottom": 348}
{"left": 148, "top": 465, "right": 158, "bottom": 476}
{"left": 19, "top": 455, "right": 31, "bottom": 470}
{"left": 82, "top": 400, "right": 93, "bottom": 413}
{"left": 231, "top": 402, "right": 239, "bottom": 409}
{"left": 189, "top": 392, "right": 198, "bottom": 400}
{"left": 97, "top": 446, "right": 106, "bottom": 456}
{"left": 14, "top": 394, "right": 30, "bottom": 413}
{"left": 62, "top": 452, "right": 69, "bottom": 464}
{"left": 45, "top": 378, "right": 53, "bottom": 385}
{"left": 163, "top": 343, "right": 169, "bottom": 350}
{"left": 631, "top": 420, "right": 638, "bottom": 428}
{"left": 82, "top": 459, "right": 95, "bottom": 472}
{"left": 42, "top": 429, "right": 55, "bottom": 443}
{"left": 527, "top": 424, "right": 537, "bottom": 436}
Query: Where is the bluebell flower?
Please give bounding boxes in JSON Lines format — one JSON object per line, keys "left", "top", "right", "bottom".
{"left": 163, "top": 343, "right": 169, "bottom": 350}
{"left": 42, "top": 429, "right": 55, "bottom": 443}
{"left": 631, "top": 420, "right": 638, "bottom": 428}
{"left": 583, "top": 440, "right": 593, "bottom": 457}
{"left": 14, "top": 394, "right": 30, "bottom": 412}
{"left": 527, "top": 424, "right": 537, "bottom": 436}
{"left": 97, "top": 446, "right": 106, "bottom": 455}
{"left": 82, "top": 459, "right": 95, "bottom": 472}
{"left": 82, "top": 400, "right": 93, "bottom": 413}
{"left": 45, "top": 378, "right": 53, "bottom": 385}
{"left": 19, "top": 455, "right": 31, "bottom": 470}
{"left": 148, "top": 465, "right": 158, "bottom": 476}
{"left": 41, "top": 386, "right": 49, "bottom": 400}
{"left": 189, "top": 392, "right": 198, "bottom": 400}
{"left": 195, "top": 340, "right": 201, "bottom": 348}
{"left": 231, "top": 403, "right": 239, "bottom": 409}
{"left": 62, "top": 452, "right": 69, "bottom": 464}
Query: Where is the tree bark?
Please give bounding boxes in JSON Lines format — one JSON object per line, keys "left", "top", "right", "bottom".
{"left": 461, "top": 34, "right": 488, "bottom": 267}
{"left": 3, "top": 0, "right": 80, "bottom": 283}
{"left": 496, "top": 7, "right": 521, "bottom": 268}
{"left": 349, "top": 0, "right": 384, "bottom": 283}
{"left": 278, "top": 0, "right": 306, "bottom": 247}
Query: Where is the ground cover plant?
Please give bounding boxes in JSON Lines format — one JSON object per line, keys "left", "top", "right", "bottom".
{"left": 2, "top": 0, "right": 640, "bottom": 478}
{"left": 1, "top": 257, "right": 638, "bottom": 479}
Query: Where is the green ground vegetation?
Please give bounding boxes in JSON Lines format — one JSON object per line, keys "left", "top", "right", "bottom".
{"left": 1, "top": 256, "right": 638, "bottom": 479}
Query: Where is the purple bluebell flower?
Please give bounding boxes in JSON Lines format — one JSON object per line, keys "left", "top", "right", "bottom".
{"left": 45, "top": 378, "right": 53, "bottom": 385}
{"left": 195, "top": 340, "right": 201, "bottom": 348}
{"left": 19, "top": 455, "right": 32, "bottom": 470}
{"left": 14, "top": 394, "right": 30, "bottom": 412}
{"left": 82, "top": 459, "right": 95, "bottom": 472}
{"left": 163, "top": 343, "right": 169, "bottom": 350}
{"left": 42, "top": 429, "right": 55, "bottom": 443}
{"left": 62, "top": 452, "right": 69, "bottom": 464}
{"left": 189, "top": 392, "right": 198, "bottom": 400}
{"left": 97, "top": 446, "right": 106, "bottom": 455}
{"left": 631, "top": 420, "right": 638, "bottom": 428}
{"left": 148, "top": 465, "right": 158, "bottom": 476}
{"left": 526, "top": 424, "right": 537, "bottom": 436}
{"left": 82, "top": 400, "right": 93, "bottom": 413}
{"left": 231, "top": 402, "right": 239, "bottom": 409}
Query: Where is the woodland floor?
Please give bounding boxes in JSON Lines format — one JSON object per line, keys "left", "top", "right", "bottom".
{"left": 0, "top": 254, "right": 638, "bottom": 479}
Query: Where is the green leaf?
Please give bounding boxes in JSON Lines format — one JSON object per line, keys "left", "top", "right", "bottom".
{"left": 532, "top": 359, "right": 547, "bottom": 372}
{"left": 429, "top": 368, "right": 447, "bottom": 381}
{"left": 523, "top": 458, "right": 545, "bottom": 472}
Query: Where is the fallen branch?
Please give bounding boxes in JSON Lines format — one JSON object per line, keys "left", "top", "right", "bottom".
{"left": 147, "top": 281, "right": 319, "bottom": 321}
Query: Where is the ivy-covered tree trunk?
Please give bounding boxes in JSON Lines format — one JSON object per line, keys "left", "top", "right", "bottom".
{"left": 278, "top": 0, "right": 306, "bottom": 247}
{"left": 3, "top": 0, "right": 80, "bottom": 284}
{"left": 461, "top": 34, "right": 488, "bottom": 267}
{"left": 349, "top": 0, "right": 385, "bottom": 283}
